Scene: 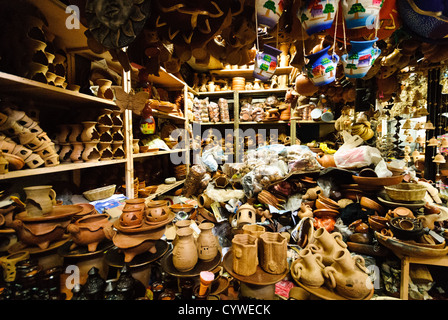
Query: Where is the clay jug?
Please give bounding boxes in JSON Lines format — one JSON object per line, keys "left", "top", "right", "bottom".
{"left": 172, "top": 227, "right": 198, "bottom": 272}
{"left": 253, "top": 44, "right": 282, "bottom": 82}
{"left": 259, "top": 232, "right": 288, "bottom": 274}
{"left": 323, "top": 249, "right": 373, "bottom": 299}
{"left": 197, "top": 222, "right": 219, "bottom": 262}
{"left": 23, "top": 185, "right": 56, "bottom": 216}
{"left": 298, "top": 0, "right": 339, "bottom": 35}
{"left": 304, "top": 46, "right": 339, "bottom": 86}
{"left": 310, "top": 227, "right": 348, "bottom": 265}
{"left": 341, "top": 38, "right": 381, "bottom": 78}
{"left": 232, "top": 233, "right": 258, "bottom": 277}
{"left": 290, "top": 247, "right": 325, "bottom": 288}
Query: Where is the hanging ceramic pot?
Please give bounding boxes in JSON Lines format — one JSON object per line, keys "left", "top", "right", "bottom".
{"left": 256, "top": 0, "right": 284, "bottom": 29}
{"left": 341, "top": 38, "right": 381, "bottom": 78}
{"left": 342, "top": 0, "right": 383, "bottom": 29}
{"left": 253, "top": 44, "right": 282, "bottom": 81}
{"left": 304, "top": 45, "right": 339, "bottom": 86}
{"left": 298, "top": 0, "right": 340, "bottom": 36}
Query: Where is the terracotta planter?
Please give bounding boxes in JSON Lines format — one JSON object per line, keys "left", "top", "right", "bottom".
{"left": 23, "top": 185, "right": 56, "bottom": 216}
{"left": 173, "top": 227, "right": 198, "bottom": 272}
{"left": 291, "top": 247, "right": 325, "bottom": 288}
{"left": 259, "top": 232, "right": 288, "bottom": 274}
{"left": 197, "top": 222, "right": 219, "bottom": 262}
{"left": 323, "top": 249, "right": 372, "bottom": 299}
{"left": 232, "top": 233, "right": 258, "bottom": 276}
{"left": 67, "top": 213, "right": 111, "bottom": 252}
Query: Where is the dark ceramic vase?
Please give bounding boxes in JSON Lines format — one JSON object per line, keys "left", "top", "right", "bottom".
{"left": 83, "top": 267, "right": 105, "bottom": 300}
{"left": 116, "top": 264, "right": 136, "bottom": 300}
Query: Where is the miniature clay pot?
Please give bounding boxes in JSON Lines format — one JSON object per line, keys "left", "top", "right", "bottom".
{"left": 119, "top": 208, "right": 144, "bottom": 229}
{"left": 173, "top": 227, "right": 198, "bottom": 272}
{"left": 235, "top": 203, "right": 257, "bottom": 227}
{"left": 290, "top": 248, "right": 325, "bottom": 288}
{"left": 259, "top": 232, "right": 288, "bottom": 274}
{"left": 67, "top": 213, "right": 111, "bottom": 252}
{"left": 323, "top": 249, "right": 372, "bottom": 299}
{"left": 232, "top": 233, "right": 258, "bottom": 276}
{"left": 197, "top": 222, "right": 219, "bottom": 262}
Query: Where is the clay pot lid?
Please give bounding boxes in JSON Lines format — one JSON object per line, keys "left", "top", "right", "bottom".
{"left": 18, "top": 205, "right": 83, "bottom": 222}
{"left": 392, "top": 206, "right": 414, "bottom": 218}
{"left": 313, "top": 208, "right": 339, "bottom": 219}
{"left": 112, "top": 226, "right": 166, "bottom": 248}
{"left": 74, "top": 203, "right": 96, "bottom": 217}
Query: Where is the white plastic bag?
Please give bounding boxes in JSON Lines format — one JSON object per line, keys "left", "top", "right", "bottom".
{"left": 334, "top": 146, "right": 383, "bottom": 169}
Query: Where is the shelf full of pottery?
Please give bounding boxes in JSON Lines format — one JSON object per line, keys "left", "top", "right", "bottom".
{"left": 0, "top": 102, "right": 126, "bottom": 180}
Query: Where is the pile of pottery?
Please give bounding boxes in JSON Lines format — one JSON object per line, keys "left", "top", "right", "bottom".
{"left": 290, "top": 227, "right": 373, "bottom": 300}
{"left": 11, "top": 185, "right": 81, "bottom": 249}
{"left": 231, "top": 225, "right": 288, "bottom": 276}
{"left": 105, "top": 199, "right": 174, "bottom": 262}
{"left": 0, "top": 103, "right": 59, "bottom": 169}
{"left": 57, "top": 107, "right": 124, "bottom": 163}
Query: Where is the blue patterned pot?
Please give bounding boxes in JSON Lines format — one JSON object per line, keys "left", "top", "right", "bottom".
{"left": 342, "top": 0, "right": 384, "bottom": 29}
{"left": 298, "top": 0, "right": 340, "bottom": 36}
{"left": 256, "top": 0, "right": 284, "bottom": 29}
{"left": 304, "top": 46, "right": 339, "bottom": 86}
{"left": 253, "top": 44, "right": 282, "bottom": 81}
{"left": 341, "top": 38, "right": 381, "bottom": 78}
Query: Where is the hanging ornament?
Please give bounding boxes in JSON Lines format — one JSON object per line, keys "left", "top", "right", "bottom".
{"left": 298, "top": 0, "right": 340, "bottom": 36}
{"left": 427, "top": 136, "right": 439, "bottom": 147}
{"left": 256, "top": 0, "right": 285, "bottom": 29}
{"left": 341, "top": 38, "right": 381, "bottom": 78}
{"left": 253, "top": 44, "right": 282, "bottom": 81}
{"left": 304, "top": 46, "right": 339, "bottom": 86}
{"left": 341, "top": 0, "right": 383, "bottom": 30}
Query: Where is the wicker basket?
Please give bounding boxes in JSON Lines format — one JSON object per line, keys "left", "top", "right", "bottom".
{"left": 83, "top": 184, "right": 116, "bottom": 201}
{"left": 384, "top": 183, "right": 427, "bottom": 202}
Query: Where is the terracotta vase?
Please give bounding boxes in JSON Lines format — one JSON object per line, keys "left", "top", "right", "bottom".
{"left": 70, "top": 142, "right": 84, "bottom": 163}
{"left": 323, "top": 249, "right": 372, "bottom": 299}
{"left": 58, "top": 143, "right": 72, "bottom": 163}
{"left": 259, "top": 232, "right": 288, "bottom": 274}
{"left": 232, "top": 233, "right": 258, "bottom": 276}
{"left": 67, "top": 213, "right": 111, "bottom": 252}
{"left": 68, "top": 124, "right": 83, "bottom": 143}
{"left": 23, "top": 185, "right": 56, "bottom": 216}
{"left": 197, "top": 222, "right": 219, "bottom": 262}
{"left": 81, "top": 121, "right": 100, "bottom": 142}
{"left": 172, "top": 227, "right": 198, "bottom": 272}
{"left": 310, "top": 227, "right": 348, "bottom": 265}
{"left": 82, "top": 141, "right": 100, "bottom": 162}
{"left": 290, "top": 247, "right": 326, "bottom": 288}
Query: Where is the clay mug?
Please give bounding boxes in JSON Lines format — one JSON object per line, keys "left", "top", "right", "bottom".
{"left": 23, "top": 185, "right": 56, "bottom": 216}
{"left": 0, "top": 251, "right": 30, "bottom": 282}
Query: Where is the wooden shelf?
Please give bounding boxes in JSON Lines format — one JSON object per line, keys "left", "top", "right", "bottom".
{"left": 133, "top": 149, "right": 187, "bottom": 159}
{"left": 0, "top": 159, "right": 127, "bottom": 180}
{"left": 152, "top": 109, "right": 186, "bottom": 122}
{"left": 146, "top": 180, "right": 185, "bottom": 200}
{"left": 197, "top": 88, "right": 287, "bottom": 96}
{"left": 0, "top": 71, "right": 116, "bottom": 108}
{"left": 210, "top": 67, "right": 294, "bottom": 78}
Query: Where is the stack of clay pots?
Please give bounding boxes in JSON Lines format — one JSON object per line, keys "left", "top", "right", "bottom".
{"left": 290, "top": 227, "right": 373, "bottom": 300}
{"left": 0, "top": 103, "right": 58, "bottom": 169}
{"left": 57, "top": 107, "right": 124, "bottom": 163}
{"left": 105, "top": 199, "right": 174, "bottom": 263}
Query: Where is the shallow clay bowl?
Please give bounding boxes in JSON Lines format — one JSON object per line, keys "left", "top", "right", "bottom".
{"left": 368, "top": 215, "right": 389, "bottom": 232}
{"left": 170, "top": 203, "right": 194, "bottom": 213}
{"left": 315, "top": 198, "right": 339, "bottom": 210}
{"left": 360, "top": 197, "right": 386, "bottom": 215}
{"left": 313, "top": 208, "right": 339, "bottom": 219}
{"left": 352, "top": 175, "right": 404, "bottom": 190}
{"left": 317, "top": 194, "right": 340, "bottom": 209}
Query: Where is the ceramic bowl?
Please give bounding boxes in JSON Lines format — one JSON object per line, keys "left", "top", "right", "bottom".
{"left": 313, "top": 208, "right": 339, "bottom": 219}
{"left": 368, "top": 215, "right": 389, "bottom": 232}
{"left": 360, "top": 197, "right": 386, "bottom": 215}
{"left": 170, "top": 203, "right": 194, "bottom": 213}
{"left": 389, "top": 217, "right": 424, "bottom": 240}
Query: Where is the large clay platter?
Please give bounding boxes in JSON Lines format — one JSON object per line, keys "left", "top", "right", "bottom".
{"left": 105, "top": 239, "right": 169, "bottom": 268}
{"left": 222, "top": 250, "right": 288, "bottom": 285}
{"left": 17, "top": 205, "right": 83, "bottom": 222}
{"left": 161, "top": 249, "right": 222, "bottom": 278}
{"left": 375, "top": 231, "right": 448, "bottom": 258}
{"left": 295, "top": 280, "right": 374, "bottom": 300}
{"left": 8, "top": 235, "right": 70, "bottom": 254}
{"left": 57, "top": 239, "right": 114, "bottom": 258}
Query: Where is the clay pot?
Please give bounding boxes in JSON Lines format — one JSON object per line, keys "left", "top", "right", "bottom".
{"left": 291, "top": 248, "right": 325, "bottom": 288}
{"left": 259, "top": 232, "right": 287, "bottom": 274}
{"left": 198, "top": 194, "right": 213, "bottom": 209}
{"left": 310, "top": 227, "right": 348, "bottom": 265}
{"left": 173, "top": 227, "right": 198, "bottom": 272}
{"left": 119, "top": 209, "right": 144, "bottom": 229}
{"left": 146, "top": 200, "right": 170, "bottom": 223}
{"left": 197, "top": 222, "right": 219, "bottom": 262}
{"left": 295, "top": 73, "right": 319, "bottom": 96}
{"left": 242, "top": 224, "right": 266, "bottom": 238}
{"left": 235, "top": 203, "right": 257, "bottom": 227}
{"left": 23, "top": 185, "right": 56, "bottom": 216}
{"left": 67, "top": 213, "right": 111, "bottom": 252}
{"left": 232, "top": 233, "right": 258, "bottom": 276}
{"left": 323, "top": 249, "right": 372, "bottom": 299}
{"left": 124, "top": 198, "right": 146, "bottom": 212}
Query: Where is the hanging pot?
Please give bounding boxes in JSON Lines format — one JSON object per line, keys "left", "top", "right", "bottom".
{"left": 256, "top": 0, "right": 284, "bottom": 29}
{"left": 341, "top": 0, "right": 383, "bottom": 30}
{"left": 253, "top": 44, "right": 282, "bottom": 81}
{"left": 341, "top": 38, "right": 381, "bottom": 78}
{"left": 304, "top": 45, "right": 339, "bottom": 86}
{"left": 298, "top": 0, "right": 340, "bottom": 36}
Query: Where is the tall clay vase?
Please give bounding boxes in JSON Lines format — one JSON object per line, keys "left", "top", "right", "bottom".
{"left": 232, "top": 234, "right": 258, "bottom": 277}
{"left": 290, "top": 247, "right": 326, "bottom": 288}
{"left": 309, "top": 227, "right": 348, "bottom": 265}
{"left": 172, "top": 227, "right": 198, "bottom": 272}
{"left": 259, "top": 232, "right": 288, "bottom": 274}
{"left": 82, "top": 141, "right": 101, "bottom": 162}
{"left": 197, "top": 222, "right": 219, "bottom": 262}
{"left": 81, "top": 121, "right": 100, "bottom": 142}
{"left": 23, "top": 185, "right": 56, "bottom": 216}
{"left": 323, "top": 249, "right": 373, "bottom": 299}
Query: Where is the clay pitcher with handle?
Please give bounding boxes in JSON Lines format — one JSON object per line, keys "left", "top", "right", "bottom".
{"left": 290, "top": 246, "right": 326, "bottom": 288}
{"left": 23, "top": 185, "right": 56, "bottom": 216}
